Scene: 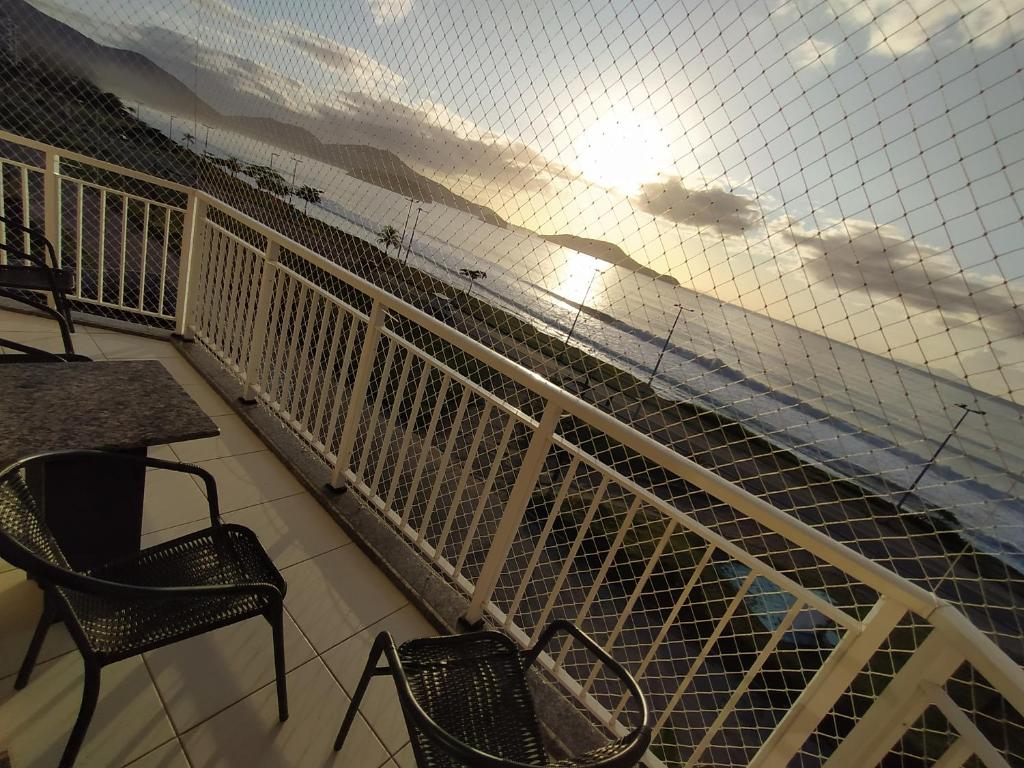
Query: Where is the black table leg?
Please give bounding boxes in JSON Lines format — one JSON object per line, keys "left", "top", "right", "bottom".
{"left": 26, "top": 448, "right": 147, "bottom": 571}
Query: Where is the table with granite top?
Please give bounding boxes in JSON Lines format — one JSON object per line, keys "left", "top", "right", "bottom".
{"left": 0, "top": 360, "right": 219, "bottom": 569}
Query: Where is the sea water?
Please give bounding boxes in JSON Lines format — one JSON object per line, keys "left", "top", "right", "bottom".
{"left": 194, "top": 122, "right": 1024, "bottom": 572}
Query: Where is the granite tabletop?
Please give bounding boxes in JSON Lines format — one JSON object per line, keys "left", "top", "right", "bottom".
{"left": 0, "top": 360, "right": 220, "bottom": 465}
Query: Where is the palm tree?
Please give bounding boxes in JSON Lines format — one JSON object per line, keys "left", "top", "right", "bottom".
{"left": 224, "top": 156, "right": 242, "bottom": 177}
{"left": 295, "top": 185, "right": 323, "bottom": 213}
{"left": 459, "top": 268, "right": 487, "bottom": 297}
{"left": 376, "top": 225, "right": 402, "bottom": 256}
{"left": 181, "top": 132, "right": 196, "bottom": 148}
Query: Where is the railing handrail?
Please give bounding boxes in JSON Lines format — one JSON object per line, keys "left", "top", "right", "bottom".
{"left": 198, "top": 192, "right": 943, "bottom": 618}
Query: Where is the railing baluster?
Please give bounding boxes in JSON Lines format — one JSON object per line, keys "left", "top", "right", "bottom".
{"left": 454, "top": 413, "right": 518, "bottom": 580}
{"left": 137, "top": 202, "right": 150, "bottom": 311}
{"left": 368, "top": 346, "right": 415, "bottom": 496}
{"left": 311, "top": 304, "right": 344, "bottom": 442}
{"left": 0, "top": 163, "right": 7, "bottom": 263}
{"left": 223, "top": 240, "right": 247, "bottom": 365}
{"left": 747, "top": 596, "right": 906, "bottom": 768}
{"left": 278, "top": 282, "right": 307, "bottom": 408}
{"left": 43, "top": 151, "right": 60, "bottom": 269}
{"left": 356, "top": 339, "right": 399, "bottom": 480}
{"left": 117, "top": 194, "right": 128, "bottom": 307}
{"left": 298, "top": 293, "right": 333, "bottom": 431}
{"left": 399, "top": 373, "right": 453, "bottom": 528}
{"left": 157, "top": 207, "right": 171, "bottom": 315}
{"left": 287, "top": 289, "right": 322, "bottom": 418}
{"left": 96, "top": 188, "right": 106, "bottom": 301}
{"left": 241, "top": 241, "right": 280, "bottom": 402}
{"left": 20, "top": 166, "right": 30, "bottom": 254}
{"left": 323, "top": 310, "right": 361, "bottom": 449}
{"left": 418, "top": 385, "right": 473, "bottom": 546}
{"left": 463, "top": 400, "right": 562, "bottom": 627}
{"left": 174, "top": 193, "right": 207, "bottom": 339}
{"left": 74, "top": 182, "right": 83, "bottom": 296}
{"left": 504, "top": 455, "right": 583, "bottom": 628}
{"left": 383, "top": 361, "right": 432, "bottom": 512}
{"left": 653, "top": 571, "right": 758, "bottom": 736}
{"left": 267, "top": 275, "right": 297, "bottom": 403}
{"left": 329, "top": 299, "right": 387, "bottom": 489}
{"left": 433, "top": 400, "right": 493, "bottom": 564}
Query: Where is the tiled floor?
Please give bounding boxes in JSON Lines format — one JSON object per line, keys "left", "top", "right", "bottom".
{"left": 0, "top": 311, "right": 431, "bottom": 768}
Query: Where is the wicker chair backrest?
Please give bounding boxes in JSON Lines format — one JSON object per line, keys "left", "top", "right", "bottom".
{"left": 0, "top": 466, "right": 72, "bottom": 573}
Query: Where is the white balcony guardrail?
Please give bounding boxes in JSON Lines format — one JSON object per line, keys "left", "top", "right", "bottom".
{"left": 1, "top": 128, "right": 1022, "bottom": 768}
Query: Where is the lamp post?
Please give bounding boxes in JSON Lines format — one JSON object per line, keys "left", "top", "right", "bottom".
{"left": 288, "top": 156, "right": 303, "bottom": 205}
{"left": 649, "top": 303, "right": 694, "bottom": 384}
{"left": 201, "top": 123, "right": 211, "bottom": 154}
{"left": 399, "top": 197, "right": 420, "bottom": 258}
{"left": 894, "top": 403, "right": 986, "bottom": 513}
{"left": 566, "top": 267, "right": 601, "bottom": 345}
{"left": 168, "top": 115, "right": 175, "bottom": 141}
{"left": 404, "top": 204, "right": 426, "bottom": 264}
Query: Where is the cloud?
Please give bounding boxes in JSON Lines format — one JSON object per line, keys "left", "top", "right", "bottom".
{"left": 632, "top": 178, "right": 762, "bottom": 237}
{"left": 786, "top": 220, "right": 1024, "bottom": 339}
{"left": 270, "top": 21, "right": 402, "bottom": 84}
{"left": 367, "top": 0, "right": 414, "bottom": 24}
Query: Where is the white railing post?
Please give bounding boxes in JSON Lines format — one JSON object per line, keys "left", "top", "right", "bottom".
{"left": 823, "top": 629, "right": 965, "bottom": 768}
{"left": 748, "top": 597, "right": 906, "bottom": 768}
{"left": 173, "top": 193, "right": 207, "bottom": 339}
{"left": 43, "top": 150, "right": 60, "bottom": 267}
{"left": 328, "top": 299, "right": 387, "bottom": 490}
{"left": 462, "top": 400, "right": 562, "bottom": 628}
{"left": 42, "top": 150, "right": 61, "bottom": 311}
{"left": 240, "top": 240, "right": 280, "bottom": 402}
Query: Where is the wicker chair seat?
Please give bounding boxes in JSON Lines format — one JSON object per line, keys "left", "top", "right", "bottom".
{"left": 399, "top": 633, "right": 549, "bottom": 767}
{"left": 60, "top": 524, "right": 284, "bottom": 660}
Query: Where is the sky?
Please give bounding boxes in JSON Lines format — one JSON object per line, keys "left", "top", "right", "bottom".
{"left": 29, "top": 0, "right": 1024, "bottom": 400}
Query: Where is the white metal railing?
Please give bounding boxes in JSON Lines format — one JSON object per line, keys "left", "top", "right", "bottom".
{"left": 1, "top": 129, "right": 1021, "bottom": 767}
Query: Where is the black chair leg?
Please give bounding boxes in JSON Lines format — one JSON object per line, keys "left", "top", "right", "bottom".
{"left": 269, "top": 605, "right": 288, "bottom": 722}
{"left": 15, "top": 591, "right": 57, "bottom": 690}
{"left": 334, "top": 636, "right": 387, "bottom": 751}
{"left": 59, "top": 658, "right": 100, "bottom": 768}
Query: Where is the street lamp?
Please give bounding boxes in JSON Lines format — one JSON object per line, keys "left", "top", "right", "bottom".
{"left": 894, "top": 403, "right": 986, "bottom": 513}
{"left": 288, "top": 156, "right": 303, "bottom": 205}
{"left": 649, "top": 303, "right": 695, "bottom": 384}
{"left": 404, "top": 204, "right": 426, "bottom": 264}
{"left": 566, "top": 267, "right": 602, "bottom": 345}
{"left": 168, "top": 115, "right": 175, "bottom": 141}
{"left": 399, "top": 197, "right": 421, "bottom": 259}
{"left": 201, "top": 123, "right": 211, "bottom": 154}
{"left": 269, "top": 152, "right": 280, "bottom": 171}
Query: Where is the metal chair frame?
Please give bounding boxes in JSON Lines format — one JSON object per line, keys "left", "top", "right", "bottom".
{"left": 334, "top": 619, "right": 652, "bottom": 768}
{"left": 0, "top": 450, "right": 289, "bottom": 768}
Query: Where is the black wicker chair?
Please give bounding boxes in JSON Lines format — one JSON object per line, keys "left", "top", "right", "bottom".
{"left": 334, "top": 620, "right": 651, "bottom": 767}
{"left": 0, "top": 450, "right": 289, "bottom": 768}
{"left": 0, "top": 216, "right": 86, "bottom": 362}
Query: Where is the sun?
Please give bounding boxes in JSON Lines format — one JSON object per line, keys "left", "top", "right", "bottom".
{"left": 574, "top": 107, "right": 672, "bottom": 194}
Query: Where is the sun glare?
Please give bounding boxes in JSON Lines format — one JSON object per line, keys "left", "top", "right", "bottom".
{"left": 574, "top": 107, "right": 672, "bottom": 194}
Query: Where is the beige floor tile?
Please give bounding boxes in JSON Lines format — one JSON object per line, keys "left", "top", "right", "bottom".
{"left": 195, "top": 452, "right": 306, "bottom": 513}
{"left": 0, "top": 654, "right": 176, "bottom": 768}
{"left": 142, "top": 467, "right": 213, "bottom": 533}
{"left": 225, "top": 493, "right": 350, "bottom": 569}
{"left": 146, "top": 610, "right": 315, "bottom": 733}
{"left": 0, "top": 571, "right": 76, "bottom": 678}
{"left": 123, "top": 739, "right": 192, "bottom": 768}
{"left": 282, "top": 546, "right": 407, "bottom": 654}
{"left": 183, "top": 380, "right": 236, "bottom": 417}
{"left": 147, "top": 444, "right": 178, "bottom": 463}
{"left": 92, "top": 333, "right": 180, "bottom": 360}
{"left": 321, "top": 605, "right": 432, "bottom": 753}
{"left": 157, "top": 356, "right": 207, "bottom": 387}
{"left": 0, "top": 309, "right": 58, "bottom": 332}
{"left": 0, "top": 330, "right": 104, "bottom": 358}
{"left": 393, "top": 743, "right": 415, "bottom": 768}
{"left": 181, "top": 658, "right": 390, "bottom": 768}
{"left": 171, "top": 414, "right": 266, "bottom": 463}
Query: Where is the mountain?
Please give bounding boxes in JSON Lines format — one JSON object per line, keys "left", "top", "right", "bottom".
{"left": 3, "top": 0, "right": 676, "bottom": 283}
{"left": 540, "top": 234, "right": 679, "bottom": 285}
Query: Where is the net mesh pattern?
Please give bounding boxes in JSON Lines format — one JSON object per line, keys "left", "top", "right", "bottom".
{"left": 0, "top": 0, "right": 1021, "bottom": 765}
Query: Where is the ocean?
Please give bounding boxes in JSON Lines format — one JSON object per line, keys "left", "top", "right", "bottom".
{"left": 184, "top": 118, "right": 1024, "bottom": 573}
